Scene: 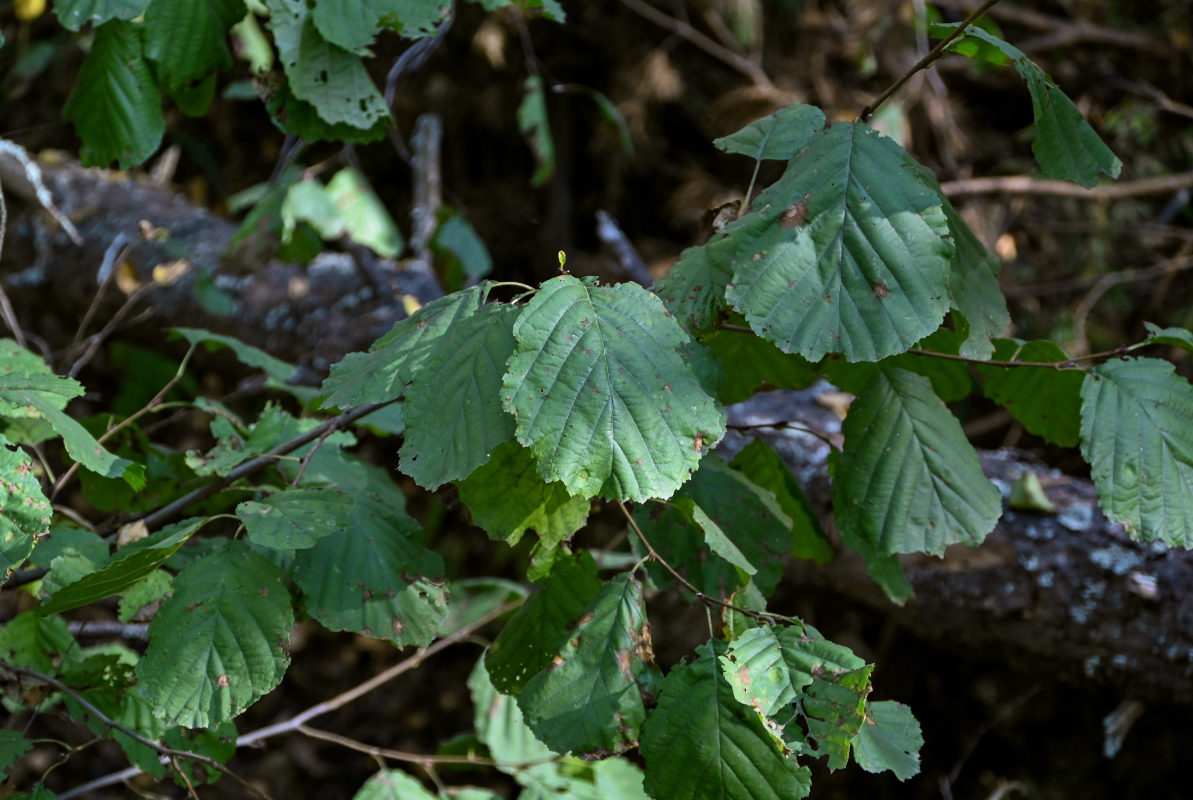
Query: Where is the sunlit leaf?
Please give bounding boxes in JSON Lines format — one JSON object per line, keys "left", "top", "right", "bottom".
{"left": 726, "top": 123, "right": 953, "bottom": 362}
{"left": 713, "top": 104, "right": 825, "bottom": 161}
{"left": 401, "top": 303, "right": 518, "bottom": 489}
{"left": 503, "top": 275, "right": 725, "bottom": 501}
{"left": 1081, "top": 357, "right": 1193, "bottom": 546}
{"left": 851, "top": 701, "right": 923, "bottom": 780}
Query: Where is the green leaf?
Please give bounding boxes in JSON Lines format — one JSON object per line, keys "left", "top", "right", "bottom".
{"left": 327, "top": 168, "right": 405, "bottom": 257}
{"left": 117, "top": 568, "right": 173, "bottom": 622}
{"left": 0, "top": 338, "right": 83, "bottom": 416}
{"left": 282, "top": 178, "right": 345, "bottom": 242}
{"left": 725, "top": 123, "right": 953, "bottom": 362}
{"left": 267, "top": 0, "right": 391, "bottom": 129}
{"left": 187, "top": 402, "right": 353, "bottom": 477}
{"left": 640, "top": 641, "right": 812, "bottom": 800}
{"left": 63, "top": 20, "right": 164, "bottom": 168}
{"left": 802, "top": 664, "right": 872, "bottom": 769}
{"left": 401, "top": 303, "right": 518, "bottom": 489}
{"left": 134, "top": 540, "right": 292, "bottom": 727}
{"left": 1142, "top": 321, "right": 1193, "bottom": 354}
{"left": 655, "top": 223, "right": 753, "bottom": 336}
{"left": 720, "top": 625, "right": 863, "bottom": 716}
{"left": 518, "top": 75, "right": 555, "bottom": 186}
{"left": 0, "top": 612, "right": 76, "bottom": 673}
{"left": 702, "top": 328, "right": 821, "bottom": 404}
{"left": 519, "top": 574, "right": 657, "bottom": 756}
{"left": 503, "top": 275, "right": 725, "bottom": 501}
{"left": 728, "top": 440, "right": 832, "bottom": 564}
{"left": 637, "top": 456, "right": 796, "bottom": 597}
{"left": 352, "top": 769, "right": 438, "bottom": 800}
{"left": 433, "top": 213, "right": 492, "bottom": 283}
{"left": 833, "top": 367, "right": 1001, "bottom": 556}
{"left": 977, "top": 339, "right": 1084, "bottom": 447}
{"left": 3, "top": 390, "right": 142, "bottom": 487}
{"left": 937, "top": 24, "right": 1121, "bottom": 187}
{"left": 263, "top": 77, "right": 389, "bottom": 143}
{"left": 321, "top": 284, "right": 487, "bottom": 408}
{"left": 294, "top": 499, "right": 449, "bottom": 645}
{"left": 469, "top": 658, "right": 559, "bottom": 788}
{"left": 0, "top": 730, "right": 33, "bottom": 780}
{"left": 940, "top": 195, "right": 1009, "bottom": 359}
{"left": 457, "top": 439, "right": 590, "bottom": 548}
{"left": 143, "top": 0, "right": 244, "bottom": 92}
{"left": 713, "top": 104, "right": 825, "bottom": 161}
{"left": 851, "top": 701, "right": 923, "bottom": 780}
{"left": 1080, "top": 357, "right": 1193, "bottom": 546}
{"left": 486, "top": 550, "right": 602, "bottom": 695}
{"left": 54, "top": 0, "right": 147, "bottom": 31}
{"left": 0, "top": 436, "right": 51, "bottom": 577}
{"left": 236, "top": 487, "right": 354, "bottom": 550}
{"left": 888, "top": 328, "right": 974, "bottom": 403}
{"left": 312, "top": 0, "right": 445, "bottom": 53}
{"left": 171, "top": 327, "right": 301, "bottom": 387}
{"left": 41, "top": 518, "right": 205, "bottom": 615}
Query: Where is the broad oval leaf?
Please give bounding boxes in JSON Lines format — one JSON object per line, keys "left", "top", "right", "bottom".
{"left": 640, "top": 642, "right": 812, "bottom": 800}
{"left": 726, "top": 122, "right": 953, "bottom": 362}
{"left": 143, "top": 0, "right": 243, "bottom": 92}
{"left": 833, "top": 367, "right": 1001, "bottom": 556}
{"left": 519, "top": 574, "right": 657, "bottom": 756}
{"left": 134, "top": 540, "right": 293, "bottom": 727}
{"left": 400, "top": 303, "right": 518, "bottom": 489}
{"left": 457, "top": 439, "right": 590, "bottom": 548}
{"left": 312, "top": 0, "right": 445, "bottom": 54}
{"left": 503, "top": 275, "right": 726, "bottom": 501}
{"left": 1080, "top": 357, "right": 1193, "bottom": 546}
{"left": 486, "top": 550, "right": 602, "bottom": 695}
{"left": 352, "top": 769, "right": 438, "bottom": 800}
{"left": 63, "top": 20, "right": 164, "bottom": 168}
{"left": 54, "top": 0, "right": 146, "bottom": 31}
{"left": 267, "top": 0, "right": 391, "bottom": 130}
{"left": 938, "top": 25, "right": 1121, "bottom": 187}
{"left": 40, "top": 518, "right": 205, "bottom": 615}
{"left": 713, "top": 104, "right": 825, "bottom": 161}
{"left": 321, "top": 284, "right": 487, "bottom": 408}
{"left": 236, "top": 487, "right": 353, "bottom": 550}
{"left": 294, "top": 499, "right": 449, "bottom": 645}
{"left": 851, "top": 700, "right": 923, "bottom": 781}
{"left": 977, "top": 339, "right": 1084, "bottom": 447}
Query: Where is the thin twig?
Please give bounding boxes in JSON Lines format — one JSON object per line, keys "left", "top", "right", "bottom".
{"left": 940, "top": 171, "right": 1193, "bottom": 199}
{"left": 617, "top": 500, "right": 780, "bottom": 624}
{"left": 0, "top": 181, "right": 27, "bottom": 347}
{"left": 904, "top": 346, "right": 1130, "bottom": 367}
{"left": 858, "top": 0, "right": 1002, "bottom": 121}
{"left": 295, "top": 724, "right": 558, "bottom": 770}
{"left": 52, "top": 344, "right": 199, "bottom": 501}
{"left": 2, "top": 663, "right": 271, "bottom": 800}
{"left": 127, "top": 399, "right": 396, "bottom": 534}
{"left": 727, "top": 420, "right": 838, "bottom": 450}
{"left": 619, "top": 0, "right": 777, "bottom": 92}
{"left": 49, "top": 602, "right": 517, "bottom": 798}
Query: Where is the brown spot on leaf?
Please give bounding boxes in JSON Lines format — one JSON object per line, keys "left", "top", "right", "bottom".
{"left": 872, "top": 279, "right": 890, "bottom": 299}
{"left": 217, "top": 674, "right": 231, "bottom": 688}
{"left": 780, "top": 193, "right": 811, "bottom": 228}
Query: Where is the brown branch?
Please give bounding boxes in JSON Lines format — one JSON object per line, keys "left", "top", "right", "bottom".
{"left": 3, "top": 663, "right": 271, "bottom": 800}
{"left": 858, "top": 0, "right": 1003, "bottom": 121}
{"left": 940, "top": 171, "right": 1193, "bottom": 199}
{"left": 51, "top": 602, "right": 518, "bottom": 798}
{"left": 618, "top": 0, "right": 777, "bottom": 93}
{"left": 617, "top": 500, "right": 785, "bottom": 624}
